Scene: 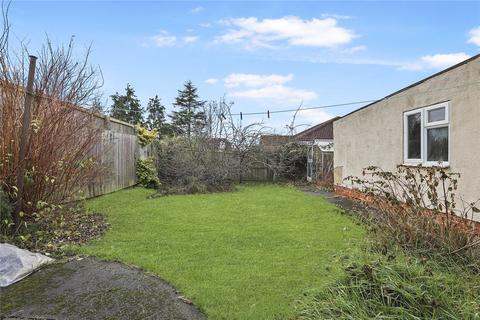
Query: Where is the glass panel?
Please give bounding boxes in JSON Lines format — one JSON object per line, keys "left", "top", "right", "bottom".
{"left": 427, "top": 127, "right": 448, "bottom": 162}
{"left": 407, "top": 113, "right": 421, "bottom": 159}
{"left": 427, "top": 107, "right": 445, "bottom": 123}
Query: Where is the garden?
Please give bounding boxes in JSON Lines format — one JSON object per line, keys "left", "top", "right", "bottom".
{"left": 1, "top": 6, "right": 480, "bottom": 320}
{"left": 80, "top": 185, "right": 364, "bottom": 319}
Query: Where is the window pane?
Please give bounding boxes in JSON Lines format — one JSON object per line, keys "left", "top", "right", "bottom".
{"left": 427, "top": 107, "right": 445, "bottom": 123}
{"left": 427, "top": 127, "right": 448, "bottom": 162}
{"left": 407, "top": 113, "right": 421, "bottom": 159}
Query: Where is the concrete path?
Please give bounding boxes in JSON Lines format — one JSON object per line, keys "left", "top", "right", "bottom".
{"left": 299, "top": 187, "right": 357, "bottom": 212}
{"left": 0, "top": 257, "right": 206, "bottom": 320}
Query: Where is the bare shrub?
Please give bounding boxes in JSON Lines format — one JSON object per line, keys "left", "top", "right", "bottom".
{"left": 204, "top": 98, "right": 267, "bottom": 182}
{"left": 0, "top": 9, "right": 104, "bottom": 234}
{"left": 262, "top": 142, "right": 308, "bottom": 182}
{"left": 154, "top": 98, "right": 267, "bottom": 194}
{"left": 154, "top": 136, "right": 236, "bottom": 194}
{"left": 345, "top": 166, "right": 480, "bottom": 268}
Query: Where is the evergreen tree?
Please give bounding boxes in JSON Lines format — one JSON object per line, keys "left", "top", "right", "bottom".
{"left": 169, "top": 80, "right": 206, "bottom": 137}
{"left": 91, "top": 96, "right": 105, "bottom": 114}
{"left": 110, "top": 84, "right": 143, "bottom": 124}
{"left": 110, "top": 91, "right": 129, "bottom": 122}
{"left": 145, "top": 95, "right": 171, "bottom": 136}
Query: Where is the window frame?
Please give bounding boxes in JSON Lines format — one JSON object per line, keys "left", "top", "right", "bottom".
{"left": 403, "top": 102, "right": 450, "bottom": 167}
{"left": 424, "top": 103, "right": 449, "bottom": 127}
{"left": 403, "top": 109, "right": 424, "bottom": 164}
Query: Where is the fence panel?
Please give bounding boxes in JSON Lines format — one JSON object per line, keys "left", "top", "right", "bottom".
{"left": 242, "top": 165, "right": 273, "bottom": 182}
{"left": 85, "top": 116, "right": 140, "bottom": 198}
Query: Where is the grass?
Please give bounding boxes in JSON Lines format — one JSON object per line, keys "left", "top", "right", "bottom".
{"left": 297, "top": 251, "right": 480, "bottom": 320}
{"left": 80, "top": 184, "right": 364, "bottom": 320}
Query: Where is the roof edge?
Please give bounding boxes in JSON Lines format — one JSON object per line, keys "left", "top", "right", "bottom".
{"left": 339, "top": 52, "right": 480, "bottom": 120}
{"left": 294, "top": 116, "right": 341, "bottom": 139}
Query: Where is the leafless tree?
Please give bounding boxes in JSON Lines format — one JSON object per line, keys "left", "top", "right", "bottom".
{"left": 285, "top": 101, "right": 309, "bottom": 136}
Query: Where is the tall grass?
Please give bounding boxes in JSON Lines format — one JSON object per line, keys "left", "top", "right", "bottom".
{"left": 296, "top": 253, "right": 480, "bottom": 320}
{"left": 297, "top": 166, "right": 480, "bottom": 319}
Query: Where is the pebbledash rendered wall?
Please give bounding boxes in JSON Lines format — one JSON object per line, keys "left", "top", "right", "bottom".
{"left": 334, "top": 54, "right": 480, "bottom": 221}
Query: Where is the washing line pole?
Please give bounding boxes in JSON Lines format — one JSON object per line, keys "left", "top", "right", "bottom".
{"left": 14, "top": 55, "right": 37, "bottom": 231}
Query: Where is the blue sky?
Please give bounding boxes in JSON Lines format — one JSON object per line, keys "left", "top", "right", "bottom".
{"left": 8, "top": 1, "right": 480, "bottom": 133}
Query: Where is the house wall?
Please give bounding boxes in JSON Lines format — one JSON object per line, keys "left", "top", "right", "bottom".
{"left": 334, "top": 57, "right": 480, "bottom": 221}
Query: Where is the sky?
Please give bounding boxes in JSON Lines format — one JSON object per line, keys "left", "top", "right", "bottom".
{"left": 7, "top": 1, "right": 480, "bottom": 133}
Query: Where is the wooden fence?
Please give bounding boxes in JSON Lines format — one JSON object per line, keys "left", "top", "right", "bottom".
{"left": 241, "top": 165, "right": 274, "bottom": 182}
{"left": 84, "top": 114, "right": 144, "bottom": 198}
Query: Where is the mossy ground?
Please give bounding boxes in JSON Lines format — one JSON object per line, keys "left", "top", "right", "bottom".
{"left": 0, "top": 258, "right": 205, "bottom": 319}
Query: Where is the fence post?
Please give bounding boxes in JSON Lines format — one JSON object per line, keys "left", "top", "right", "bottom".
{"left": 14, "top": 55, "right": 37, "bottom": 230}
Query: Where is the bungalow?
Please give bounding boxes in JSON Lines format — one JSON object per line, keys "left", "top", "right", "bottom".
{"left": 333, "top": 53, "right": 480, "bottom": 221}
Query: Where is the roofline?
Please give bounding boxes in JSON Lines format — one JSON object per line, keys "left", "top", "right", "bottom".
{"left": 294, "top": 116, "right": 341, "bottom": 138}
{"left": 340, "top": 52, "right": 480, "bottom": 119}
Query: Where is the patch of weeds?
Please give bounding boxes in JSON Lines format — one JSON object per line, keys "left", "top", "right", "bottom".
{"left": 296, "top": 251, "right": 480, "bottom": 320}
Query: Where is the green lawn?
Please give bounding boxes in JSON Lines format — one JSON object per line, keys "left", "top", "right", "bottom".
{"left": 80, "top": 185, "right": 364, "bottom": 320}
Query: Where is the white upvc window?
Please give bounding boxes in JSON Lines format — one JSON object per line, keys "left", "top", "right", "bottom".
{"left": 403, "top": 102, "right": 449, "bottom": 166}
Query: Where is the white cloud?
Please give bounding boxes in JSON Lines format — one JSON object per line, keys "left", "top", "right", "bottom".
{"left": 216, "top": 16, "right": 357, "bottom": 49}
{"left": 320, "top": 13, "right": 352, "bottom": 20}
{"left": 223, "top": 73, "right": 294, "bottom": 88}
{"left": 183, "top": 36, "right": 199, "bottom": 43}
{"left": 191, "top": 6, "right": 204, "bottom": 14}
{"left": 295, "top": 109, "right": 335, "bottom": 127}
{"left": 205, "top": 78, "right": 218, "bottom": 85}
{"left": 230, "top": 85, "right": 317, "bottom": 103}
{"left": 401, "top": 52, "right": 471, "bottom": 71}
{"left": 199, "top": 23, "right": 212, "bottom": 28}
{"left": 468, "top": 26, "right": 480, "bottom": 46}
{"left": 223, "top": 73, "right": 316, "bottom": 103}
{"left": 150, "top": 31, "right": 176, "bottom": 47}
{"left": 341, "top": 45, "right": 367, "bottom": 54}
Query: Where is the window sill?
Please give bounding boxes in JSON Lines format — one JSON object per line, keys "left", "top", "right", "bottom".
{"left": 401, "top": 162, "right": 450, "bottom": 169}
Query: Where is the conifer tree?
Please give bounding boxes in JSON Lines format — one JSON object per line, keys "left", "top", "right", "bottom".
{"left": 169, "top": 80, "right": 206, "bottom": 137}
{"left": 145, "top": 95, "right": 172, "bottom": 136}
{"left": 91, "top": 96, "right": 105, "bottom": 114}
{"left": 110, "top": 84, "right": 143, "bottom": 124}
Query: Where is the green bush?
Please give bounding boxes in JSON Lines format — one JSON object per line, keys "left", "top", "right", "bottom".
{"left": 297, "top": 254, "right": 480, "bottom": 320}
{"left": 136, "top": 125, "right": 157, "bottom": 147}
{"left": 136, "top": 157, "right": 160, "bottom": 189}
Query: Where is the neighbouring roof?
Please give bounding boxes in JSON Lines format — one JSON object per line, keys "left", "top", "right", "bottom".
{"left": 259, "top": 135, "right": 293, "bottom": 148}
{"left": 294, "top": 116, "right": 341, "bottom": 141}
{"left": 259, "top": 117, "right": 341, "bottom": 150}
{"left": 341, "top": 53, "right": 480, "bottom": 119}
